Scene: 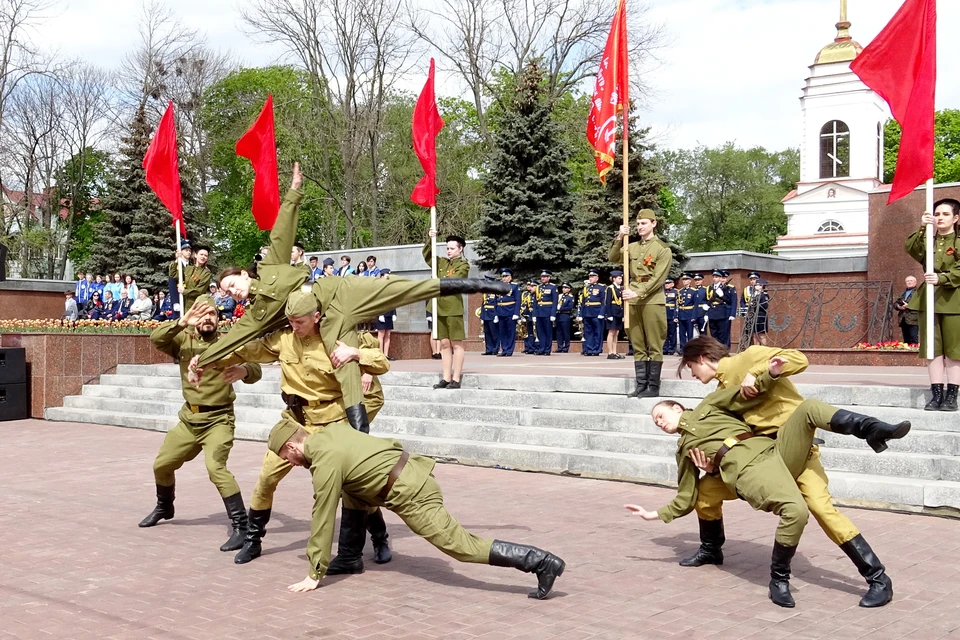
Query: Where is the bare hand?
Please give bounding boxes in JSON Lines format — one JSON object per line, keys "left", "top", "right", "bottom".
{"left": 624, "top": 504, "right": 660, "bottom": 521}
{"left": 222, "top": 365, "right": 248, "bottom": 385}
{"left": 362, "top": 373, "right": 373, "bottom": 393}
{"left": 768, "top": 355, "right": 788, "bottom": 378}
{"left": 329, "top": 340, "right": 360, "bottom": 368}
{"left": 740, "top": 373, "right": 758, "bottom": 398}
{"left": 291, "top": 162, "right": 303, "bottom": 190}
{"left": 428, "top": 228, "right": 437, "bottom": 238}
{"left": 622, "top": 288, "right": 638, "bottom": 301}
{"left": 177, "top": 284, "right": 185, "bottom": 294}
{"left": 187, "top": 355, "right": 203, "bottom": 387}
{"left": 921, "top": 212, "right": 934, "bottom": 226}
{"left": 287, "top": 576, "right": 320, "bottom": 593}
{"left": 924, "top": 272, "right": 940, "bottom": 285}
{"left": 689, "top": 448, "right": 716, "bottom": 474}
{"left": 617, "top": 224, "right": 630, "bottom": 238}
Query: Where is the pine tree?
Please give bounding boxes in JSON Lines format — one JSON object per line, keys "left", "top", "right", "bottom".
{"left": 476, "top": 62, "right": 576, "bottom": 281}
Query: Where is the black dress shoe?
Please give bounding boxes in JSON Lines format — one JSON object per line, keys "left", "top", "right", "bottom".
{"left": 431, "top": 353, "right": 442, "bottom": 360}
{"left": 386, "top": 356, "right": 396, "bottom": 361}
{"left": 433, "top": 380, "right": 450, "bottom": 389}
{"left": 447, "top": 380, "right": 461, "bottom": 389}
{"left": 481, "top": 352, "right": 493, "bottom": 356}
{"left": 606, "top": 354, "right": 618, "bottom": 359}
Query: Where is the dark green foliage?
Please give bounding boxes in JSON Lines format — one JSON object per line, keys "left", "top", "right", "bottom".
{"left": 884, "top": 109, "right": 960, "bottom": 185}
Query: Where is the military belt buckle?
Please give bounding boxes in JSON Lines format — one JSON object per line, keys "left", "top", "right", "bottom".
{"left": 189, "top": 404, "right": 201, "bottom": 413}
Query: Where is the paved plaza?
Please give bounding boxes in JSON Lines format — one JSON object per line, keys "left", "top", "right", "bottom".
{"left": 3, "top": 419, "right": 959, "bottom": 640}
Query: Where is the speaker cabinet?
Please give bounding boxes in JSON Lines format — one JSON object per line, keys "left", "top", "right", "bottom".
{"left": 0, "top": 383, "right": 27, "bottom": 421}
{"left": 0, "top": 348, "right": 26, "bottom": 384}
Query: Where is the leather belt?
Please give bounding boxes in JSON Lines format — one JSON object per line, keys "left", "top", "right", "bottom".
{"left": 187, "top": 403, "right": 231, "bottom": 414}
{"left": 636, "top": 276, "right": 651, "bottom": 282}
{"left": 712, "top": 432, "right": 756, "bottom": 468}
{"left": 377, "top": 451, "right": 410, "bottom": 501}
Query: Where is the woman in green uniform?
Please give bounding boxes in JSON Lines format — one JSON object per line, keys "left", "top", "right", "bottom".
{"left": 423, "top": 229, "right": 471, "bottom": 389}
{"left": 625, "top": 357, "right": 910, "bottom": 608}
{"left": 905, "top": 198, "right": 960, "bottom": 411}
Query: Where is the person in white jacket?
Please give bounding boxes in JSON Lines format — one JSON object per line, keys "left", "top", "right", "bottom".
{"left": 130, "top": 288, "right": 155, "bottom": 321}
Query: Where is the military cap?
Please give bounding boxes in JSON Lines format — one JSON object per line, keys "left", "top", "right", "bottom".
{"left": 636, "top": 208, "right": 657, "bottom": 221}
{"left": 561, "top": 282, "right": 572, "bottom": 289}
{"left": 665, "top": 277, "right": 675, "bottom": 283}
{"left": 526, "top": 280, "right": 536, "bottom": 286}
{"left": 446, "top": 234, "right": 466, "bottom": 247}
{"left": 587, "top": 268, "right": 599, "bottom": 276}
{"left": 293, "top": 241, "right": 305, "bottom": 251}
{"left": 610, "top": 269, "right": 623, "bottom": 277}
{"left": 748, "top": 271, "right": 760, "bottom": 279}
{"left": 179, "top": 239, "right": 191, "bottom": 249}
{"left": 757, "top": 278, "right": 769, "bottom": 285}
{"left": 380, "top": 268, "right": 391, "bottom": 275}
{"left": 712, "top": 269, "right": 723, "bottom": 276}
{"left": 285, "top": 288, "right": 319, "bottom": 317}
{"left": 540, "top": 269, "right": 552, "bottom": 277}
{"left": 681, "top": 272, "right": 692, "bottom": 280}
{"left": 483, "top": 274, "right": 496, "bottom": 281}
{"left": 722, "top": 270, "right": 730, "bottom": 277}
{"left": 500, "top": 268, "right": 513, "bottom": 276}
{"left": 191, "top": 294, "right": 216, "bottom": 310}
{"left": 267, "top": 419, "right": 301, "bottom": 456}
{"left": 322, "top": 257, "right": 335, "bottom": 266}
{"left": 693, "top": 273, "right": 704, "bottom": 279}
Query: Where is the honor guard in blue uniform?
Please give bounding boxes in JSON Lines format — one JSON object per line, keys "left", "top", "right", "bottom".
{"left": 677, "top": 273, "right": 697, "bottom": 350}
{"left": 534, "top": 270, "right": 558, "bottom": 355}
{"left": 578, "top": 269, "right": 606, "bottom": 356}
{"left": 741, "top": 272, "right": 761, "bottom": 316}
{"left": 706, "top": 269, "right": 732, "bottom": 347}
{"left": 480, "top": 276, "right": 499, "bottom": 355}
{"left": 521, "top": 281, "right": 539, "bottom": 354}
{"left": 722, "top": 270, "right": 738, "bottom": 348}
{"left": 603, "top": 270, "right": 625, "bottom": 359}
{"left": 555, "top": 283, "right": 575, "bottom": 353}
{"left": 693, "top": 273, "right": 708, "bottom": 335}
{"left": 662, "top": 277, "right": 679, "bottom": 356}
{"left": 495, "top": 269, "right": 521, "bottom": 357}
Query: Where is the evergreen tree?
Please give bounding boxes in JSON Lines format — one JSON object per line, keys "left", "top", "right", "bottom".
{"left": 476, "top": 62, "right": 576, "bottom": 281}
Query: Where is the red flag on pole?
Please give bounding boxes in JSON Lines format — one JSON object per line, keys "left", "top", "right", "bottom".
{"left": 586, "top": 0, "right": 629, "bottom": 184}
{"left": 850, "top": 0, "right": 936, "bottom": 203}
{"left": 236, "top": 94, "right": 280, "bottom": 230}
{"left": 411, "top": 59, "right": 445, "bottom": 208}
{"left": 143, "top": 101, "right": 185, "bottom": 233}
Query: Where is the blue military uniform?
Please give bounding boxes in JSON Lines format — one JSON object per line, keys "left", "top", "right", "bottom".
{"left": 555, "top": 284, "right": 575, "bottom": 353}
{"left": 723, "top": 271, "right": 738, "bottom": 348}
{"left": 706, "top": 269, "right": 732, "bottom": 347}
{"left": 578, "top": 270, "right": 606, "bottom": 356}
{"left": 521, "top": 284, "right": 539, "bottom": 354}
{"left": 480, "top": 276, "right": 499, "bottom": 355}
{"left": 534, "top": 271, "right": 558, "bottom": 355}
{"left": 677, "top": 274, "right": 698, "bottom": 351}
{"left": 495, "top": 269, "right": 521, "bottom": 357}
{"left": 662, "top": 277, "right": 679, "bottom": 356}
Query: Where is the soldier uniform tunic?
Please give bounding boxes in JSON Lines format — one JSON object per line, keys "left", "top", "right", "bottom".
{"left": 480, "top": 293, "right": 499, "bottom": 354}
{"left": 495, "top": 282, "right": 521, "bottom": 356}
{"left": 534, "top": 282, "right": 558, "bottom": 354}
{"left": 422, "top": 242, "right": 470, "bottom": 341}
{"left": 608, "top": 236, "right": 672, "bottom": 361}
{"left": 663, "top": 287, "right": 679, "bottom": 355}
{"left": 677, "top": 286, "right": 697, "bottom": 350}
{"left": 149, "top": 321, "right": 263, "bottom": 497}
{"left": 906, "top": 228, "right": 960, "bottom": 359}
{"left": 521, "top": 289, "right": 539, "bottom": 353}
{"left": 578, "top": 282, "right": 606, "bottom": 355}
{"left": 555, "top": 291, "right": 575, "bottom": 353}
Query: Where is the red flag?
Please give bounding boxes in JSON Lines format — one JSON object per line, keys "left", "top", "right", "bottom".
{"left": 850, "top": 0, "right": 936, "bottom": 203}
{"left": 411, "top": 59, "right": 445, "bottom": 207}
{"left": 236, "top": 94, "right": 280, "bottom": 230}
{"left": 142, "top": 101, "right": 185, "bottom": 233}
{"left": 586, "top": 0, "right": 629, "bottom": 184}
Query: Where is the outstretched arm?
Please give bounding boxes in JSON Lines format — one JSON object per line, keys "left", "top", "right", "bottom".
{"left": 264, "top": 164, "right": 304, "bottom": 266}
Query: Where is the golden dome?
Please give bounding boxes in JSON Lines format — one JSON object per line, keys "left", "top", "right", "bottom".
{"left": 815, "top": 20, "right": 863, "bottom": 64}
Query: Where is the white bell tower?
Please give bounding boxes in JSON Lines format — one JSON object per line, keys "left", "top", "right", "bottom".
{"left": 774, "top": 0, "right": 889, "bottom": 259}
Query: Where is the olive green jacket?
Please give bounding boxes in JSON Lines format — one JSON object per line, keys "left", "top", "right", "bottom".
{"left": 608, "top": 235, "right": 672, "bottom": 305}
{"left": 905, "top": 229, "right": 960, "bottom": 314}
{"left": 423, "top": 242, "right": 470, "bottom": 316}
{"left": 657, "top": 370, "right": 780, "bottom": 523}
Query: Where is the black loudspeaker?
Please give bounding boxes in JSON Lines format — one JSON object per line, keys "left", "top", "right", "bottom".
{"left": 0, "top": 348, "right": 26, "bottom": 384}
{"left": 0, "top": 242, "right": 6, "bottom": 282}
{"left": 0, "top": 383, "right": 28, "bottom": 421}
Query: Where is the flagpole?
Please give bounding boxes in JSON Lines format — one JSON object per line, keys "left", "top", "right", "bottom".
{"left": 430, "top": 205, "right": 438, "bottom": 340}
{"left": 175, "top": 219, "right": 185, "bottom": 313}
{"left": 925, "top": 178, "right": 934, "bottom": 360}
{"left": 621, "top": 114, "right": 630, "bottom": 328}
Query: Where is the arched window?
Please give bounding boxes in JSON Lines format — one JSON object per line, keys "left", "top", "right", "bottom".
{"left": 817, "top": 220, "right": 845, "bottom": 233}
{"left": 820, "top": 120, "right": 850, "bottom": 179}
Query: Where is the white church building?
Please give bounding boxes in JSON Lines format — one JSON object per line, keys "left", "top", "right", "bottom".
{"left": 773, "top": 2, "right": 889, "bottom": 259}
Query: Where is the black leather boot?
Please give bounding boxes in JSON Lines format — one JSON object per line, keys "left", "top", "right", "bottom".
{"left": 839, "top": 534, "right": 893, "bottom": 608}
{"left": 940, "top": 384, "right": 958, "bottom": 412}
{"left": 637, "top": 361, "right": 664, "bottom": 398}
{"left": 138, "top": 484, "right": 175, "bottom": 527}
{"left": 827, "top": 409, "right": 911, "bottom": 453}
{"left": 345, "top": 403, "right": 371, "bottom": 433}
{"left": 327, "top": 507, "right": 368, "bottom": 574}
{"left": 366, "top": 508, "right": 392, "bottom": 564}
{"left": 769, "top": 541, "right": 798, "bottom": 608}
{"left": 626, "top": 361, "right": 649, "bottom": 398}
{"left": 219, "top": 493, "right": 248, "bottom": 552}
{"left": 488, "top": 540, "right": 565, "bottom": 599}
{"left": 679, "top": 518, "right": 725, "bottom": 567}
{"left": 234, "top": 508, "right": 271, "bottom": 565}
{"left": 440, "top": 279, "right": 512, "bottom": 297}
{"left": 924, "top": 383, "right": 944, "bottom": 411}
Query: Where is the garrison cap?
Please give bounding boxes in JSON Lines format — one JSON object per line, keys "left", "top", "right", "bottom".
{"left": 636, "top": 209, "right": 657, "bottom": 221}
{"left": 191, "top": 294, "right": 216, "bottom": 310}
{"left": 446, "top": 235, "right": 466, "bottom": 247}
{"left": 322, "top": 257, "right": 335, "bottom": 266}
{"left": 380, "top": 268, "right": 391, "bottom": 275}
{"left": 285, "top": 288, "right": 318, "bottom": 317}
{"left": 293, "top": 241, "right": 305, "bottom": 251}
{"left": 267, "top": 419, "right": 301, "bottom": 456}
{"left": 610, "top": 269, "right": 623, "bottom": 277}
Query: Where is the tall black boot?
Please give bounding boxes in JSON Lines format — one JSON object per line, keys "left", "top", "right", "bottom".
{"left": 488, "top": 540, "right": 565, "bottom": 600}
{"left": 327, "top": 507, "right": 368, "bottom": 575}
{"left": 626, "top": 361, "right": 649, "bottom": 398}
{"left": 234, "top": 508, "right": 271, "bottom": 565}
{"left": 769, "top": 541, "right": 798, "bottom": 608}
{"left": 679, "top": 518, "right": 725, "bottom": 567}
{"left": 828, "top": 409, "right": 911, "bottom": 453}
{"left": 345, "top": 403, "right": 371, "bottom": 433}
{"left": 839, "top": 534, "right": 894, "bottom": 608}
{"left": 138, "top": 484, "right": 175, "bottom": 527}
{"left": 637, "top": 361, "right": 664, "bottom": 398}
{"left": 924, "top": 383, "right": 944, "bottom": 411}
{"left": 440, "top": 279, "right": 511, "bottom": 296}
{"left": 940, "top": 384, "right": 959, "bottom": 412}
{"left": 219, "top": 493, "right": 248, "bottom": 552}
{"left": 366, "top": 508, "right": 392, "bottom": 564}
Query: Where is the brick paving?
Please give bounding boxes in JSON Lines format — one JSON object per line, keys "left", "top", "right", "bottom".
{"left": 3, "top": 419, "right": 959, "bottom": 640}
